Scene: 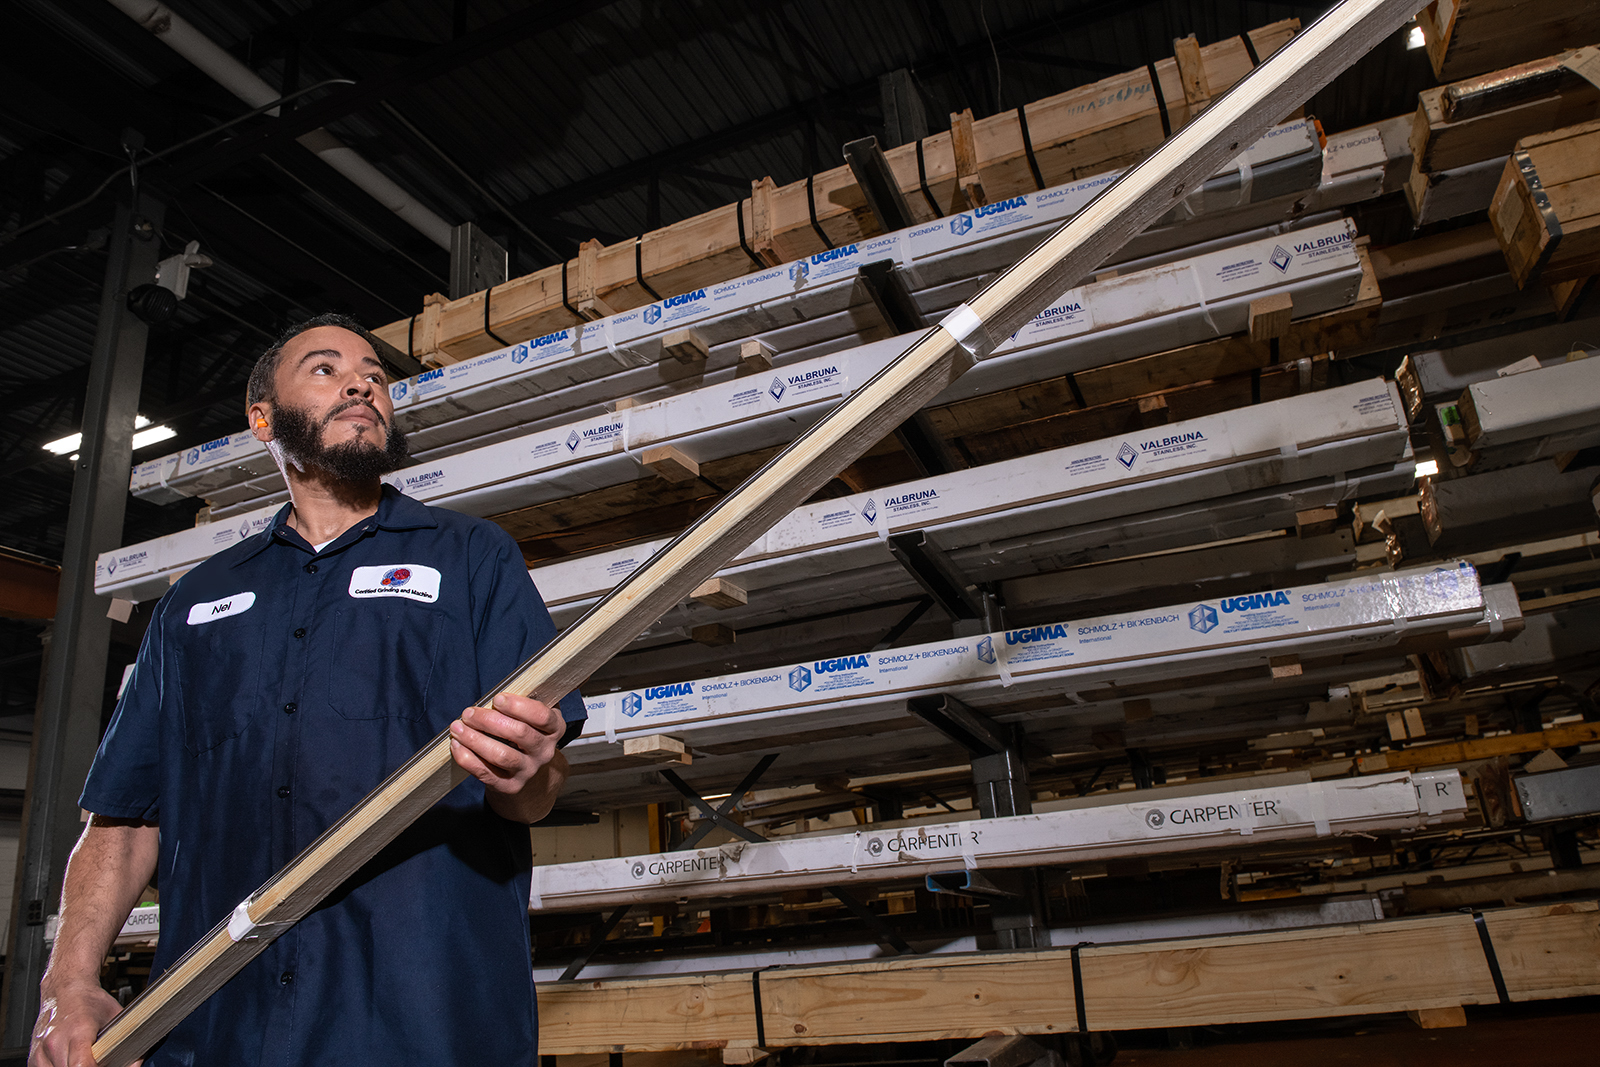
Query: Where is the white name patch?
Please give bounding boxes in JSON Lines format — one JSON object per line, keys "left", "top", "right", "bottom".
{"left": 186, "top": 592, "right": 257, "bottom": 625}
{"left": 348, "top": 564, "right": 441, "bottom": 603}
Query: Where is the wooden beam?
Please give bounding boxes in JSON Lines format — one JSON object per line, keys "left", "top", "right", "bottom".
{"left": 1248, "top": 291, "right": 1294, "bottom": 341}
{"left": 662, "top": 328, "right": 711, "bottom": 365}
{"left": 949, "top": 108, "right": 985, "bottom": 208}
{"left": 1359, "top": 721, "right": 1600, "bottom": 773}
{"left": 739, "top": 338, "right": 776, "bottom": 372}
{"left": 91, "top": 6, "right": 1424, "bottom": 1062}
{"left": 1173, "top": 34, "right": 1212, "bottom": 115}
{"left": 691, "top": 578, "right": 748, "bottom": 610}
{"left": 621, "top": 735, "right": 692, "bottom": 766}
{"left": 534, "top": 903, "right": 1600, "bottom": 1052}
{"left": 642, "top": 445, "right": 702, "bottom": 483}
{"left": 690, "top": 623, "right": 737, "bottom": 647}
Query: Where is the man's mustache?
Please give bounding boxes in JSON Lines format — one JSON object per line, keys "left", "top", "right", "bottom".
{"left": 320, "top": 398, "right": 388, "bottom": 429}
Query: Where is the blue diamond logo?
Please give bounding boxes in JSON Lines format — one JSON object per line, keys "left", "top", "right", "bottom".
{"left": 861, "top": 498, "right": 877, "bottom": 525}
{"left": 769, "top": 376, "right": 786, "bottom": 401}
{"left": 788, "top": 665, "right": 811, "bottom": 692}
{"left": 566, "top": 430, "right": 581, "bottom": 452}
{"left": 1117, "top": 442, "right": 1138, "bottom": 470}
{"left": 1270, "top": 245, "right": 1292, "bottom": 272}
{"left": 621, "top": 693, "right": 642, "bottom": 717}
{"left": 1189, "top": 604, "right": 1218, "bottom": 633}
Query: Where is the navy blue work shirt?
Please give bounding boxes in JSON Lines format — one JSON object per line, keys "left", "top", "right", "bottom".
{"left": 81, "top": 485, "right": 584, "bottom": 1066}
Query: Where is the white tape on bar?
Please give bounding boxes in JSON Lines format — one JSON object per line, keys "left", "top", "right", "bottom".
{"left": 529, "top": 864, "right": 543, "bottom": 909}
{"left": 939, "top": 303, "right": 988, "bottom": 359}
{"left": 1307, "top": 783, "right": 1331, "bottom": 836}
{"left": 603, "top": 699, "right": 618, "bottom": 744}
{"left": 850, "top": 831, "right": 863, "bottom": 873}
{"left": 1238, "top": 793, "right": 1257, "bottom": 837}
{"left": 1235, "top": 156, "right": 1254, "bottom": 210}
{"left": 228, "top": 899, "right": 260, "bottom": 942}
{"left": 1416, "top": 776, "right": 1446, "bottom": 816}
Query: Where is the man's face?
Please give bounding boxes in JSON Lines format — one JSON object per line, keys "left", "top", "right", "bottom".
{"left": 252, "top": 326, "right": 407, "bottom": 481}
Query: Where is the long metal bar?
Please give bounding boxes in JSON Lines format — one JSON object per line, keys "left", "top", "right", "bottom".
{"left": 91, "top": 4, "right": 1422, "bottom": 1062}
{"left": 1, "top": 196, "right": 163, "bottom": 1046}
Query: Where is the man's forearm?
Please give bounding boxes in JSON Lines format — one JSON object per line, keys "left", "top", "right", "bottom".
{"left": 486, "top": 749, "right": 569, "bottom": 825}
{"left": 41, "top": 818, "right": 159, "bottom": 996}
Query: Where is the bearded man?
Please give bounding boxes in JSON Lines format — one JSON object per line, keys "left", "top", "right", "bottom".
{"left": 32, "top": 313, "right": 584, "bottom": 1066}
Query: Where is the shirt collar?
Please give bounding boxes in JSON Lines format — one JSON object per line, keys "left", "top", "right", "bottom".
{"left": 230, "top": 485, "right": 436, "bottom": 567}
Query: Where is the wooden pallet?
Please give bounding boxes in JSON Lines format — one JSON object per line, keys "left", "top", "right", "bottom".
{"left": 536, "top": 902, "right": 1600, "bottom": 1052}
{"left": 371, "top": 22, "right": 1301, "bottom": 365}
{"left": 1490, "top": 118, "right": 1600, "bottom": 287}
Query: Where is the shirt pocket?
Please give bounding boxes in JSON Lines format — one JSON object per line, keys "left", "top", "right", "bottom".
{"left": 175, "top": 610, "right": 268, "bottom": 753}
{"left": 326, "top": 603, "right": 442, "bottom": 721}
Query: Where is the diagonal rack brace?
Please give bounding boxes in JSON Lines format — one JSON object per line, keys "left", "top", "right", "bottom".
{"left": 91, "top": 3, "right": 1424, "bottom": 1063}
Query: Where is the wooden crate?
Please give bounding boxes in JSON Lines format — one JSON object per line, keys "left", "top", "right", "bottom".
{"left": 1417, "top": 0, "right": 1600, "bottom": 81}
{"left": 373, "top": 21, "right": 1301, "bottom": 364}
{"left": 1490, "top": 118, "right": 1600, "bottom": 288}
{"left": 1409, "top": 57, "right": 1600, "bottom": 177}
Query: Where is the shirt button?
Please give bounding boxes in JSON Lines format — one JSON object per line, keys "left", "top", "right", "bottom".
{"left": 293, "top": 628, "right": 306, "bottom": 639}
{"left": 277, "top": 786, "right": 291, "bottom": 798}
{"left": 280, "top": 971, "right": 294, "bottom": 985}
{"left": 305, "top": 563, "right": 317, "bottom": 574}
{"left": 283, "top": 702, "right": 297, "bottom": 715}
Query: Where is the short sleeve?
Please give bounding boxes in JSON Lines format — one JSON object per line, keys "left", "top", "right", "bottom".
{"left": 469, "top": 522, "right": 586, "bottom": 745}
{"left": 80, "top": 595, "right": 170, "bottom": 820}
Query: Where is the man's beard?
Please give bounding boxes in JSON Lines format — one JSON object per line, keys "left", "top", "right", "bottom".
{"left": 271, "top": 400, "right": 408, "bottom": 483}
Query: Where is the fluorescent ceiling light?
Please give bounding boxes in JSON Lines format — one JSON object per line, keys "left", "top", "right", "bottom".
{"left": 44, "top": 415, "right": 172, "bottom": 456}
{"left": 132, "top": 424, "right": 177, "bottom": 450}
{"left": 1406, "top": 25, "right": 1425, "bottom": 50}
{"left": 1414, "top": 458, "right": 1439, "bottom": 479}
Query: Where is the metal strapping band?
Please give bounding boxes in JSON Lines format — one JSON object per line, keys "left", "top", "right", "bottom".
{"left": 1515, "top": 149, "right": 1564, "bottom": 281}
{"left": 752, "top": 968, "right": 768, "bottom": 1047}
{"left": 482, "top": 283, "right": 511, "bottom": 347}
{"left": 1472, "top": 911, "right": 1512, "bottom": 1005}
{"left": 560, "top": 259, "right": 582, "bottom": 322}
{"left": 806, "top": 174, "right": 834, "bottom": 250}
{"left": 1065, "top": 372, "right": 1087, "bottom": 410}
{"left": 1241, "top": 33, "right": 1261, "bottom": 67}
{"left": 915, "top": 139, "right": 942, "bottom": 217}
{"left": 406, "top": 314, "right": 417, "bottom": 359}
{"left": 736, "top": 198, "right": 767, "bottom": 268}
{"left": 1146, "top": 62, "right": 1172, "bottom": 138}
{"left": 1017, "top": 105, "right": 1045, "bottom": 190}
{"left": 1070, "top": 942, "right": 1092, "bottom": 1036}
{"left": 635, "top": 237, "right": 663, "bottom": 300}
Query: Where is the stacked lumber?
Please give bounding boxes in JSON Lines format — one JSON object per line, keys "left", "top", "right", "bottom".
{"left": 1416, "top": 0, "right": 1600, "bottom": 81}
{"left": 1489, "top": 117, "right": 1600, "bottom": 288}
{"left": 1406, "top": 49, "right": 1600, "bottom": 224}
{"left": 371, "top": 22, "right": 1300, "bottom": 364}
{"left": 534, "top": 903, "right": 1600, "bottom": 1052}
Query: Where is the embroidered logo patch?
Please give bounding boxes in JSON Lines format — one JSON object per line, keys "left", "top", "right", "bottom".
{"left": 349, "top": 564, "right": 441, "bottom": 602}
{"left": 186, "top": 591, "right": 257, "bottom": 625}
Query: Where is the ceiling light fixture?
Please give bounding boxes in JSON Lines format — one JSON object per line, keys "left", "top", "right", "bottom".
{"left": 44, "top": 415, "right": 174, "bottom": 457}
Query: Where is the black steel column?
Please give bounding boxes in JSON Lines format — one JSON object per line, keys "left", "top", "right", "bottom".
{"left": 1, "top": 194, "right": 163, "bottom": 1044}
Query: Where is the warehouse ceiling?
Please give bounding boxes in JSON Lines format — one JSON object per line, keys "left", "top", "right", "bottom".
{"left": 0, "top": 0, "right": 1434, "bottom": 565}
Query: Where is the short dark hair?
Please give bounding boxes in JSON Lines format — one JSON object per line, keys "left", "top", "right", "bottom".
{"left": 246, "top": 312, "right": 382, "bottom": 409}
